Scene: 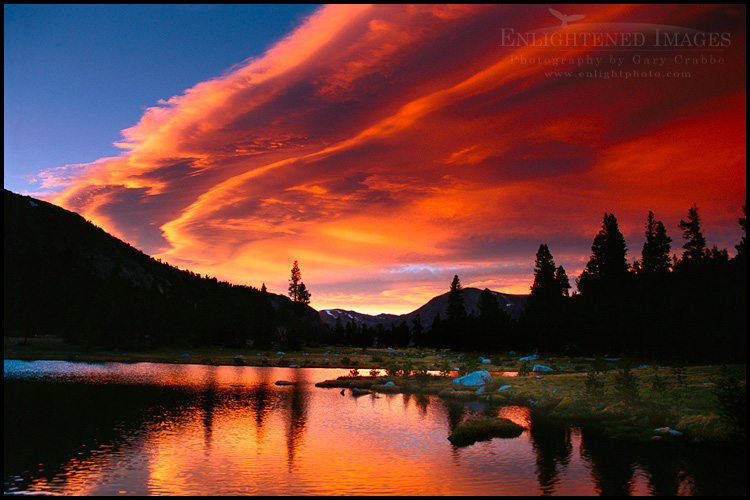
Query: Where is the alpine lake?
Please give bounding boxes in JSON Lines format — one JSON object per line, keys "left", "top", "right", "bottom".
{"left": 4, "top": 359, "right": 746, "bottom": 496}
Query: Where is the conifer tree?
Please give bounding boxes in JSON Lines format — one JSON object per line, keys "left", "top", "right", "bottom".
{"left": 526, "top": 244, "right": 568, "bottom": 351}
{"left": 297, "top": 282, "right": 311, "bottom": 305}
{"left": 288, "top": 260, "right": 301, "bottom": 302}
{"left": 446, "top": 275, "right": 466, "bottom": 324}
{"left": 555, "top": 266, "right": 571, "bottom": 296}
{"left": 477, "top": 288, "right": 503, "bottom": 350}
{"left": 478, "top": 288, "right": 501, "bottom": 324}
{"left": 411, "top": 314, "right": 425, "bottom": 347}
{"left": 446, "top": 275, "right": 467, "bottom": 349}
{"left": 529, "top": 244, "right": 559, "bottom": 303}
{"left": 640, "top": 211, "right": 672, "bottom": 275}
{"left": 678, "top": 204, "right": 707, "bottom": 263}
{"left": 430, "top": 312, "right": 444, "bottom": 348}
{"left": 735, "top": 204, "right": 746, "bottom": 260}
{"left": 254, "top": 284, "right": 277, "bottom": 350}
{"left": 576, "top": 213, "right": 630, "bottom": 296}
{"left": 288, "top": 260, "right": 311, "bottom": 304}
{"left": 575, "top": 213, "right": 631, "bottom": 354}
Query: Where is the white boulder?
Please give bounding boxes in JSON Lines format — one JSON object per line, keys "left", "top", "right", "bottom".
{"left": 532, "top": 364, "right": 553, "bottom": 372}
{"left": 452, "top": 370, "right": 492, "bottom": 386}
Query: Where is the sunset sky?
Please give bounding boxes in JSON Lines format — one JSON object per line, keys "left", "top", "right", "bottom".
{"left": 4, "top": 4, "right": 746, "bottom": 314}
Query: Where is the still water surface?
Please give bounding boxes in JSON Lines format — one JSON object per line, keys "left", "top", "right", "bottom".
{"left": 4, "top": 360, "right": 745, "bottom": 495}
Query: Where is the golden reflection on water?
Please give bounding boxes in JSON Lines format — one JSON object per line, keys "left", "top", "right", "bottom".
{"left": 497, "top": 405, "right": 532, "bottom": 429}
{"left": 7, "top": 362, "right": 724, "bottom": 496}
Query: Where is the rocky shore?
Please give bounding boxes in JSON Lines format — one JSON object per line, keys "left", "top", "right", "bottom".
{"left": 315, "top": 368, "right": 746, "bottom": 447}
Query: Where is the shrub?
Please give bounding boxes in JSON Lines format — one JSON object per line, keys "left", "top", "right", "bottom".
{"left": 518, "top": 360, "right": 532, "bottom": 377}
{"left": 613, "top": 365, "right": 639, "bottom": 404}
{"left": 677, "top": 414, "right": 741, "bottom": 442}
{"left": 463, "top": 356, "right": 480, "bottom": 374}
{"left": 385, "top": 363, "right": 402, "bottom": 377}
{"left": 591, "top": 357, "right": 607, "bottom": 373}
{"left": 370, "top": 355, "right": 384, "bottom": 363}
{"left": 369, "top": 369, "right": 380, "bottom": 377}
{"left": 584, "top": 370, "right": 606, "bottom": 398}
{"left": 651, "top": 370, "right": 668, "bottom": 398}
{"left": 341, "top": 356, "right": 351, "bottom": 365}
{"left": 670, "top": 365, "right": 687, "bottom": 406}
{"left": 413, "top": 366, "right": 430, "bottom": 387}
{"left": 713, "top": 365, "right": 746, "bottom": 430}
{"left": 349, "top": 368, "right": 360, "bottom": 378}
{"left": 671, "top": 365, "right": 687, "bottom": 387}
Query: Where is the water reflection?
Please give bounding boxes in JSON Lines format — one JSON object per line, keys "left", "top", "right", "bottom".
{"left": 248, "top": 370, "right": 274, "bottom": 445}
{"left": 528, "top": 418, "right": 572, "bottom": 495}
{"left": 580, "top": 426, "right": 642, "bottom": 495}
{"left": 4, "top": 361, "right": 746, "bottom": 496}
{"left": 414, "top": 394, "right": 430, "bottom": 414}
{"left": 284, "top": 371, "right": 308, "bottom": 469}
{"left": 201, "top": 369, "right": 217, "bottom": 450}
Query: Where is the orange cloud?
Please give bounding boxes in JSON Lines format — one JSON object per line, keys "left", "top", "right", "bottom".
{"left": 40, "top": 5, "right": 746, "bottom": 314}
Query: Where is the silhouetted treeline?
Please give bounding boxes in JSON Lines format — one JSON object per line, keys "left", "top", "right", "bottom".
{"left": 560, "top": 206, "right": 746, "bottom": 362}
{"left": 4, "top": 190, "right": 324, "bottom": 350}
{"left": 318, "top": 206, "right": 746, "bottom": 363}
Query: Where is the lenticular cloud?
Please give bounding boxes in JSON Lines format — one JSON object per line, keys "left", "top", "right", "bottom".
{"left": 40, "top": 4, "right": 746, "bottom": 313}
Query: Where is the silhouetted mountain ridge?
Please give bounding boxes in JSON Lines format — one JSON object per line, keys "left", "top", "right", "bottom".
{"left": 4, "top": 189, "right": 320, "bottom": 349}
{"left": 320, "top": 288, "right": 527, "bottom": 329}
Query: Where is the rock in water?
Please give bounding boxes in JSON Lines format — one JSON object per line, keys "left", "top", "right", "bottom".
{"left": 448, "top": 416, "right": 524, "bottom": 446}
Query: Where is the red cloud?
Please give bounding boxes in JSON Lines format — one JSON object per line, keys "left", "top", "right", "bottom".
{"left": 41, "top": 5, "right": 746, "bottom": 313}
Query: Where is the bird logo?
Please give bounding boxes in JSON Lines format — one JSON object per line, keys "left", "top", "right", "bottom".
{"left": 548, "top": 8, "right": 585, "bottom": 27}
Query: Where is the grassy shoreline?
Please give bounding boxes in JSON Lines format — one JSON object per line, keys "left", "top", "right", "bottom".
{"left": 5, "top": 336, "right": 745, "bottom": 446}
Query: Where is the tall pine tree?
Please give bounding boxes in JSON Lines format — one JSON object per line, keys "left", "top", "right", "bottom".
{"left": 526, "top": 244, "right": 567, "bottom": 351}
{"left": 446, "top": 275, "right": 466, "bottom": 324}
{"left": 446, "top": 275, "right": 467, "bottom": 349}
{"left": 634, "top": 212, "right": 674, "bottom": 357}
{"left": 288, "top": 260, "right": 311, "bottom": 304}
{"left": 576, "top": 213, "right": 630, "bottom": 296}
{"left": 477, "top": 288, "right": 504, "bottom": 351}
{"left": 555, "top": 266, "right": 571, "bottom": 296}
{"left": 529, "top": 244, "right": 559, "bottom": 304}
{"left": 640, "top": 211, "right": 672, "bottom": 275}
{"left": 677, "top": 204, "right": 707, "bottom": 263}
{"left": 288, "top": 260, "right": 302, "bottom": 302}
{"left": 734, "top": 204, "right": 745, "bottom": 261}
{"left": 575, "top": 213, "right": 631, "bottom": 354}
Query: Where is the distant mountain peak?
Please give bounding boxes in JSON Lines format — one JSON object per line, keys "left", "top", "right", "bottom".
{"left": 319, "top": 287, "right": 527, "bottom": 328}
